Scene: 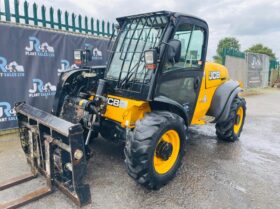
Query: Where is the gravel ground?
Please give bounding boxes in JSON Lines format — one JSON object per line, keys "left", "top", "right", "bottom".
{"left": 0, "top": 88, "right": 280, "bottom": 209}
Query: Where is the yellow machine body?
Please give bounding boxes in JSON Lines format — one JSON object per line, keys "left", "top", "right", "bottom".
{"left": 191, "top": 62, "right": 230, "bottom": 125}
{"left": 103, "top": 95, "right": 151, "bottom": 128}
{"left": 103, "top": 61, "right": 230, "bottom": 127}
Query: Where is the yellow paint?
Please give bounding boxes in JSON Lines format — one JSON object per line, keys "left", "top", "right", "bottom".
{"left": 191, "top": 62, "right": 230, "bottom": 125}
{"left": 238, "top": 80, "right": 244, "bottom": 88}
{"left": 103, "top": 95, "right": 151, "bottom": 128}
{"left": 103, "top": 62, "right": 235, "bottom": 127}
{"left": 88, "top": 95, "right": 95, "bottom": 100}
{"left": 205, "top": 62, "right": 229, "bottom": 88}
{"left": 153, "top": 130, "right": 180, "bottom": 174}
{"left": 234, "top": 106, "right": 244, "bottom": 134}
{"left": 79, "top": 99, "right": 88, "bottom": 107}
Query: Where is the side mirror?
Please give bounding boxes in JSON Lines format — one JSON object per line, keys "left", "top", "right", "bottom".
{"left": 167, "top": 39, "right": 181, "bottom": 63}
{"left": 144, "top": 49, "right": 158, "bottom": 70}
{"left": 114, "top": 23, "right": 120, "bottom": 32}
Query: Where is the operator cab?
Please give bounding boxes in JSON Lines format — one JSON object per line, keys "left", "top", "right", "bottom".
{"left": 105, "top": 11, "right": 208, "bottom": 120}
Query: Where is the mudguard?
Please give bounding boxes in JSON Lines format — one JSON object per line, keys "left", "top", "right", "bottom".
{"left": 207, "top": 80, "right": 242, "bottom": 123}
{"left": 151, "top": 96, "right": 189, "bottom": 124}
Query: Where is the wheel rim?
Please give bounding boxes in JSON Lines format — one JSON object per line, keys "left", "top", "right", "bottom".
{"left": 234, "top": 106, "right": 244, "bottom": 134}
{"left": 153, "top": 130, "right": 180, "bottom": 174}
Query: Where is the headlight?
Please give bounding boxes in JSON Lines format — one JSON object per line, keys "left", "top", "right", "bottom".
{"left": 74, "top": 50, "right": 81, "bottom": 60}
{"left": 144, "top": 50, "right": 155, "bottom": 64}
{"left": 144, "top": 49, "right": 157, "bottom": 70}
{"left": 74, "top": 149, "right": 83, "bottom": 160}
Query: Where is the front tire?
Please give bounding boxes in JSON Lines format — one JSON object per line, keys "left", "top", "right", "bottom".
{"left": 124, "top": 111, "right": 186, "bottom": 189}
{"left": 216, "top": 97, "right": 246, "bottom": 142}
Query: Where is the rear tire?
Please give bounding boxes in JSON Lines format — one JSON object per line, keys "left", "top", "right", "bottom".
{"left": 124, "top": 111, "right": 186, "bottom": 189}
{"left": 216, "top": 97, "right": 246, "bottom": 142}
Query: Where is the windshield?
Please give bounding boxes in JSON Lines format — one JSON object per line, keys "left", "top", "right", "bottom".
{"left": 106, "top": 15, "right": 168, "bottom": 86}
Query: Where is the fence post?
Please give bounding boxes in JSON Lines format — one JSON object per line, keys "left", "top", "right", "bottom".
{"left": 222, "top": 48, "right": 226, "bottom": 65}
{"left": 14, "top": 0, "right": 20, "bottom": 23}
{"left": 41, "top": 5, "right": 46, "bottom": 27}
{"left": 49, "top": 7, "right": 54, "bottom": 28}
{"left": 78, "top": 15, "right": 82, "bottom": 33}
{"left": 0, "top": 0, "right": 113, "bottom": 37}
{"left": 96, "top": 19, "right": 100, "bottom": 35}
{"left": 57, "top": 9, "right": 62, "bottom": 29}
{"left": 72, "top": 13, "right": 76, "bottom": 32}
{"left": 102, "top": 20, "right": 105, "bottom": 36}
{"left": 23, "top": 1, "right": 29, "bottom": 24}
{"left": 85, "top": 16, "right": 88, "bottom": 34}
{"left": 107, "top": 22, "right": 110, "bottom": 36}
{"left": 65, "top": 11, "right": 69, "bottom": 31}
{"left": 90, "top": 18, "right": 94, "bottom": 35}
{"left": 33, "top": 3, "right": 38, "bottom": 26}
{"left": 4, "top": 0, "right": 11, "bottom": 21}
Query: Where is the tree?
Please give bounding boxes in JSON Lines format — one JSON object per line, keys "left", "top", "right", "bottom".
{"left": 245, "top": 44, "right": 276, "bottom": 59}
{"left": 213, "top": 37, "right": 241, "bottom": 63}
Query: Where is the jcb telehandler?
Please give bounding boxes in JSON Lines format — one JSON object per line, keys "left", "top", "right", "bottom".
{"left": 0, "top": 11, "right": 246, "bottom": 208}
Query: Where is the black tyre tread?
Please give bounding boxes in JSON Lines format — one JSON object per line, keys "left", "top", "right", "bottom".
{"left": 124, "top": 111, "right": 186, "bottom": 189}
{"left": 216, "top": 97, "right": 246, "bottom": 142}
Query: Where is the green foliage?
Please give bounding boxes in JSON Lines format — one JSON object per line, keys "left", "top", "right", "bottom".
{"left": 213, "top": 55, "right": 222, "bottom": 64}
{"left": 213, "top": 37, "right": 240, "bottom": 63}
{"left": 246, "top": 44, "right": 276, "bottom": 59}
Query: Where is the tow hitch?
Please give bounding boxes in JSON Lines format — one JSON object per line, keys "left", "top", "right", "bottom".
{"left": 0, "top": 102, "right": 91, "bottom": 208}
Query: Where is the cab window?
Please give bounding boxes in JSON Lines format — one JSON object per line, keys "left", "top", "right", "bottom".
{"left": 163, "top": 24, "right": 205, "bottom": 71}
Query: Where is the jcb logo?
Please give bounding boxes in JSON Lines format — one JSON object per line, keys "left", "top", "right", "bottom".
{"left": 107, "top": 98, "right": 120, "bottom": 107}
{"left": 209, "top": 71, "right": 220, "bottom": 80}
{"left": 107, "top": 98, "right": 128, "bottom": 108}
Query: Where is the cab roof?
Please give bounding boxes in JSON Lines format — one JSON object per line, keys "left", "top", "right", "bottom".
{"left": 116, "top": 10, "right": 208, "bottom": 27}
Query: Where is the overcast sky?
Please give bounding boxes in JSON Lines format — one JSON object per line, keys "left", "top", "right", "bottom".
{"left": 25, "top": 0, "right": 280, "bottom": 60}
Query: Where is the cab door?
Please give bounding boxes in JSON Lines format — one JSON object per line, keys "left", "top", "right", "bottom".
{"left": 155, "top": 18, "right": 208, "bottom": 123}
